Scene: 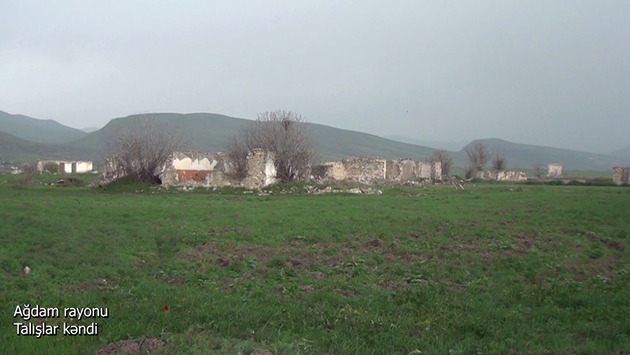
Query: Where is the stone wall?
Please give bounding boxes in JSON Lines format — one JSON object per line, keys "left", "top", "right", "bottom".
{"left": 548, "top": 163, "right": 563, "bottom": 178}
{"left": 497, "top": 170, "right": 527, "bottom": 182}
{"left": 311, "top": 161, "right": 346, "bottom": 182}
{"left": 96, "top": 150, "right": 277, "bottom": 189}
{"left": 159, "top": 151, "right": 234, "bottom": 188}
{"left": 311, "top": 157, "right": 442, "bottom": 184}
{"left": 475, "top": 169, "right": 528, "bottom": 182}
{"left": 386, "top": 159, "right": 442, "bottom": 182}
{"left": 342, "top": 157, "right": 387, "bottom": 184}
{"left": 613, "top": 167, "right": 630, "bottom": 185}
{"left": 241, "top": 149, "right": 278, "bottom": 189}
{"left": 160, "top": 150, "right": 277, "bottom": 189}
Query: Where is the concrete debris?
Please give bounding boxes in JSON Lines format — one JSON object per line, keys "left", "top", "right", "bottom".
{"left": 304, "top": 185, "right": 382, "bottom": 195}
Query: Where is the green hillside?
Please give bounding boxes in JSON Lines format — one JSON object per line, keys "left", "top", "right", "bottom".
{"left": 456, "top": 138, "right": 629, "bottom": 171}
{"left": 0, "top": 131, "right": 95, "bottom": 161}
{"left": 1, "top": 111, "right": 627, "bottom": 171}
{"left": 65, "top": 113, "right": 437, "bottom": 162}
{"left": 611, "top": 144, "right": 630, "bottom": 159}
{"left": 0, "top": 110, "right": 88, "bottom": 144}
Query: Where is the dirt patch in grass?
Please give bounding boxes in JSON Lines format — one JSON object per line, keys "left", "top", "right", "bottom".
{"left": 64, "top": 278, "right": 112, "bottom": 292}
{"left": 161, "top": 275, "right": 188, "bottom": 285}
{"left": 588, "top": 254, "right": 620, "bottom": 277}
{"left": 567, "top": 253, "right": 627, "bottom": 281}
{"left": 334, "top": 288, "right": 355, "bottom": 297}
{"left": 377, "top": 279, "right": 409, "bottom": 291}
{"left": 98, "top": 337, "right": 162, "bottom": 355}
{"left": 311, "top": 271, "right": 326, "bottom": 280}
{"left": 300, "top": 285, "right": 314, "bottom": 293}
{"left": 407, "top": 231, "right": 430, "bottom": 239}
{"left": 181, "top": 236, "right": 490, "bottom": 271}
{"left": 586, "top": 233, "right": 626, "bottom": 251}
{"left": 221, "top": 277, "right": 237, "bottom": 291}
{"left": 366, "top": 238, "right": 385, "bottom": 248}
{"left": 208, "top": 227, "right": 249, "bottom": 235}
{"left": 131, "top": 257, "right": 147, "bottom": 268}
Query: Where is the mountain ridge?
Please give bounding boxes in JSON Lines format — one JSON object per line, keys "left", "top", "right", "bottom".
{"left": 0, "top": 110, "right": 627, "bottom": 171}
{"left": 0, "top": 110, "right": 88, "bottom": 144}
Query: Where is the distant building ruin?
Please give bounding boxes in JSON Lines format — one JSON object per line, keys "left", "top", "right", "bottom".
{"left": 547, "top": 163, "right": 563, "bottom": 178}
{"left": 159, "top": 151, "right": 234, "bottom": 188}
{"left": 311, "top": 157, "right": 441, "bottom": 185}
{"left": 98, "top": 151, "right": 449, "bottom": 189}
{"left": 158, "top": 149, "right": 277, "bottom": 189}
{"left": 613, "top": 167, "right": 630, "bottom": 185}
{"left": 37, "top": 160, "right": 93, "bottom": 174}
{"left": 474, "top": 170, "right": 528, "bottom": 182}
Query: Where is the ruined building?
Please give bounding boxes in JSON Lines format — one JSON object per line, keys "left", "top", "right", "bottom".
{"left": 159, "top": 149, "right": 277, "bottom": 189}
{"left": 613, "top": 167, "right": 630, "bottom": 185}
{"left": 99, "top": 151, "right": 447, "bottom": 189}
{"left": 476, "top": 169, "right": 528, "bottom": 182}
{"left": 311, "top": 157, "right": 441, "bottom": 184}
{"left": 37, "top": 160, "right": 93, "bottom": 174}
{"left": 547, "top": 163, "right": 563, "bottom": 178}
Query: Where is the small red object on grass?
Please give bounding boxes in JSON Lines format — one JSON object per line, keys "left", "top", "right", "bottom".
{"left": 164, "top": 305, "right": 169, "bottom": 311}
{"left": 532, "top": 279, "right": 538, "bottom": 286}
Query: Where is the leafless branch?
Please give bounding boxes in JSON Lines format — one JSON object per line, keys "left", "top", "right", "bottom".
{"left": 465, "top": 142, "right": 492, "bottom": 172}
{"left": 492, "top": 152, "right": 506, "bottom": 171}
{"left": 106, "top": 115, "right": 184, "bottom": 183}
{"left": 430, "top": 149, "right": 452, "bottom": 176}
{"left": 229, "top": 110, "right": 318, "bottom": 183}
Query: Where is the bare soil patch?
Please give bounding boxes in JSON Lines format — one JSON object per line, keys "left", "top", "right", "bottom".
{"left": 64, "top": 278, "right": 112, "bottom": 292}
{"left": 161, "top": 275, "right": 188, "bottom": 285}
{"left": 98, "top": 337, "right": 162, "bottom": 355}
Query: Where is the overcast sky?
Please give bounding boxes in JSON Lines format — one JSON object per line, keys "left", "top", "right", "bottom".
{"left": 1, "top": 1, "right": 628, "bottom": 153}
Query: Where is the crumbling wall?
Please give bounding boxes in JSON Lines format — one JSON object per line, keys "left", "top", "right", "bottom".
{"left": 386, "top": 159, "right": 416, "bottom": 182}
{"left": 96, "top": 150, "right": 278, "bottom": 189}
{"left": 418, "top": 161, "right": 442, "bottom": 180}
{"left": 548, "top": 163, "right": 563, "bottom": 178}
{"left": 476, "top": 169, "right": 527, "bottom": 182}
{"left": 241, "top": 149, "right": 278, "bottom": 189}
{"left": 613, "top": 167, "right": 630, "bottom": 185}
{"left": 160, "top": 151, "right": 233, "bottom": 188}
{"left": 497, "top": 170, "right": 527, "bottom": 182}
{"left": 312, "top": 157, "right": 442, "bottom": 184}
{"left": 311, "top": 161, "right": 346, "bottom": 182}
{"left": 342, "top": 157, "right": 386, "bottom": 184}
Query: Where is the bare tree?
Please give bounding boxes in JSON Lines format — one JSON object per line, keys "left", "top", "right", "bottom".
{"left": 464, "top": 166, "right": 475, "bottom": 179}
{"left": 532, "top": 163, "right": 545, "bottom": 178}
{"left": 492, "top": 152, "right": 507, "bottom": 171}
{"left": 465, "top": 142, "right": 492, "bottom": 172}
{"left": 225, "top": 135, "right": 249, "bottom": 180}
{"left": 106, "top": 116, "right": 184, "bottom": 183}
{"left": 430, "top": 149, "right": 452, "bottom": 176}
{"left": 229, "top": 110, "right": 317, "bottom": 183}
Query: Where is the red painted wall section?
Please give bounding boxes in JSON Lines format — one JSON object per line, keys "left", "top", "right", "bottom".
{"left": 177, "top": 170, "right": 210, "bottom": 182}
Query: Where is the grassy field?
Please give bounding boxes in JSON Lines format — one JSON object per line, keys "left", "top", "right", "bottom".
{"left": 1, "top": 174, "right": 629, "bottom": 354}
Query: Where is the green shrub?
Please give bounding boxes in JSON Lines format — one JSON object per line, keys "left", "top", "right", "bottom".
{"left": 43, "top": 162, "right": 60, "bottom": 173}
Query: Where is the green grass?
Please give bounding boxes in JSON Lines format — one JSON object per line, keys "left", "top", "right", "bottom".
{"left": 1, "top": 177, "right": 629, "bottom": 354}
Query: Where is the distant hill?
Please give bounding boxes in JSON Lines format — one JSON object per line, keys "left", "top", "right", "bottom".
{"left": 1, "top": 111, "right": 627, "bottom": 171}
{"left": 80, "top": 127, "right": 100, "bottom": 133}
{"left": 457, "top": 138, "right": 629, "bottom": 171}
{"left": 385, "top": 135, "right": 468, "bottom": 152}
{"left": 0, "top": 131, "right": 95, "bottom": 162}
{"left": 611, "top": 144, "right": 630, "bottom": 160}
{"left": 0, "top": 110, "right": 88, "bottom": 144}
{"left": 64, "top": 112, "right": 436, "bottom": 162}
